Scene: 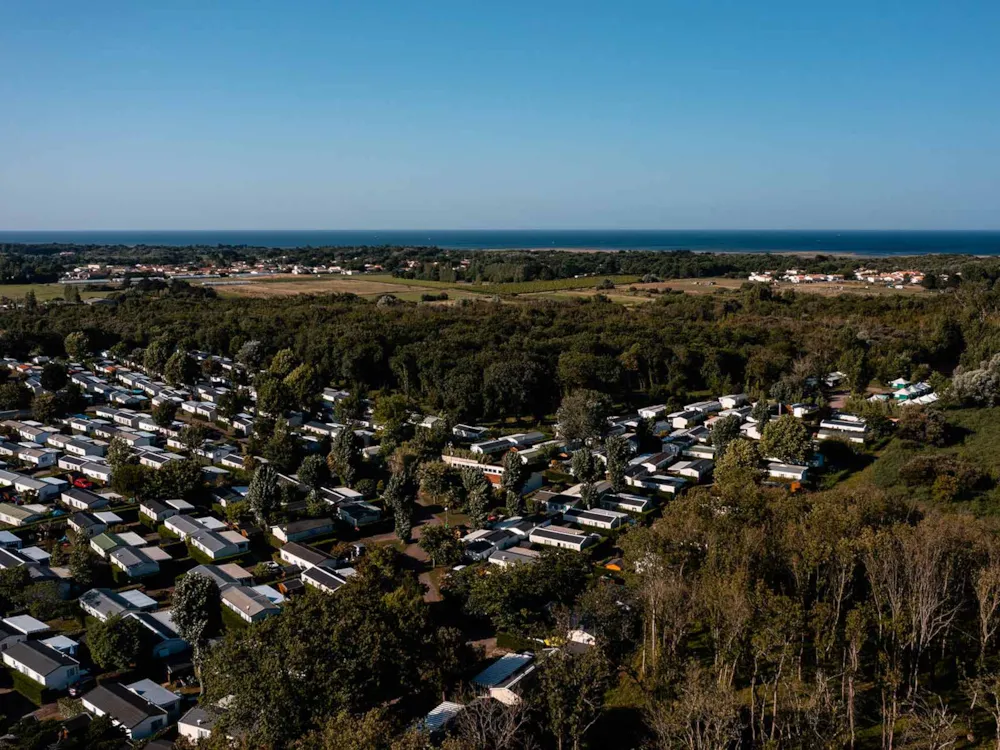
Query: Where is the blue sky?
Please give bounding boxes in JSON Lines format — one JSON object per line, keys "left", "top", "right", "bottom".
{"left": 1, "top": 1, "right": 998, "bottom": 230}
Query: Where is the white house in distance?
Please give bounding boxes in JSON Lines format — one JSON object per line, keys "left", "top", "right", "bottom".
{"left": 2, "top": 639, "right": 81, "bottom": 690}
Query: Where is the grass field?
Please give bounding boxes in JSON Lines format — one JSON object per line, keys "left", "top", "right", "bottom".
{"left": 0, "top": 283, "right": 109, "bottom": 301}
{"left": 196, "top": 272, "right": 929, "bottom": 304}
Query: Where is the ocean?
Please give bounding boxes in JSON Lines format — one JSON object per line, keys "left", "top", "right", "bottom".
{"left": 1, "top": 229, "right": 1000, "bottom": 256}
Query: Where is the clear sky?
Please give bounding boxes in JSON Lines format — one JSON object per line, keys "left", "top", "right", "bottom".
{"left": 1, "top": 1, "right": 999, "bottom": 230}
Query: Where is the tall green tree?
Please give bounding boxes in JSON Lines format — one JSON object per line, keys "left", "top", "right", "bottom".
{"left": 501, "top": 451, "right": 526, "bottom": 516}
{"left": 759, "top": 414, "right": 812, "bottom": 464}
{"left": 173, "top": 572, "right": 222, "bottom": 692}
{"left": 298, "top": 454, "right": 329, "bottom": 491}
{"left": 164, "top": 349, "right": 199, "bottom": 386}
{"left": 557, "top": 389, "right": 612, "bottom": 444}
{"left": 64, "top": 331, "right": 90, "bottom": 360}
{"left": 572, "top": 447, "right": 603, "bottom": 509}
{"left": 604, "top": 434, "right": 630, "bottom": 493}
{"left": 88, "top": 614, "right": 144, "bottom": 672}
{"left": 462, "top": 468, "right": 492, "bottom": 530}
{"left": 711, "top": 414, "right": 743, "bottom": 458}
{"left": 540, "top": 648, "right": 614, "bottom": 750}
{"left": 247, "top": 464, "right": 281, "bottom": 528}
{"left": 327, "top": 427, "right": 362, "bottom": 487}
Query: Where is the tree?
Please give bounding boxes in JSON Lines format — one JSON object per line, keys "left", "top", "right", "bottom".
{"left": 173, "top": 572, "right": 222, "bottom": 691}
{"left": 64, "top": 284, "right": 81, "bottom": 303}
{"left": 572, "top": 447, "right": 603, "bottom": 509}
{"left": 540, "top": 648, "right": 614, "bottom": 750}
{"left": 31, "top": 392, "right": 61, "bottom": 423}
{"left": 64, "top": 331, "right": 90, "bottom": 360}
{"left": 298, "top": 454, "right": 329, "bottom": 491}
{"left": 418, "top": 524, "right": 462, "bottom": 567}
{"left": 373, "top": 394, "right": 411, "bottom": 450}
{"left": 557, "top": 389, "right": 612, "bottom": 444}
{"left": 306, "top": 489, "right": 327, "bottom": 518}
{"left": 152, "top": 458, "right": 205, "bottom": 501}
{"left": 143, "top": 338, "right": 173, "bottom": 376}
{"left": 710, "top": 414, "right": 742, "bottom": 458}
{"left": 463, "top": 468, "right": 492, "bottom": 530}
{"left": 68, "top": 536, "right": 97, "bottom": 588}
{"left": 713, "top": 438, "right": 763, "bottom": 497}
{"left": 605, "top": 434, "right": 630, "bottom": 493}
{"left": 263, "top": 418, "right": 301, "bottom": 473}
{"left": 202, "top": 550, "right": 434, "bottom": 748}
{"left": 40, "top": 361, "right": 67, "bottom": 392}
{"left": 247, "top": 464, "right": 281, "bottom": 528}
{"left": 501, "top": 451, "right": 526, "bottom": 516}
{"left": 180, "top": 422, "right": 208, "bottom": 452}
{"left": 151, "top": 399, "right": 178, "bottom": 428}
{"left": 88, "top": 614, "right": 144, "bottom": 671}
{"left": 217, "top": 388, "right": 247, "bottom": 420}
{"left": 327, "top": 427, "right": 362, "bottom": 487}
{"left": 383, "top": 471, "right": 415, "bottom": 542}
{"left": 897, "top": 406, "right": 947, "bottom": 446}
{"left": 269, "top": 348, "right": 299, "bottom": 379}
{"left": 256, "top": 373, "right": 292, "bottom": 415}
{"left": 105, "top": 435, "right": 135, "bottom": 471}
{"left": 236, "top": 339, "right": 266, "bottom": 370}
{"left": 164, "top": 349, "right": 198, "bottom": 386}
{"left": 759, "top": 414, "right": 812, "bottom": 464}
{"left": 334, "top": 391, "right": 365, "bottom": 424}
{"left": 0, "top": 381, "right": 32, "bottom": 410}
{"left": 751, "top": 397, "right": 771, "bottom": 428}
{"left": 285, "top": 363, "right": 320, "bottom": 410}
{"left": 453, "top": 549, "right": 591, "bottom": 635}
{"left": 0, "top": 566, "right": 30, "bottom": 615}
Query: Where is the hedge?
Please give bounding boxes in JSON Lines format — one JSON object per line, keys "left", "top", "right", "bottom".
{"left": 11, "top": 670, "right": 55, "bottom": 706}
{"left": 496, "top": 631, "right": 543, "bottom": 652}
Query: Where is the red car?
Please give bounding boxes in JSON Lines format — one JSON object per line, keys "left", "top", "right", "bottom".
{"left": 73, "top": 477, "right": 93, "bottom": 489}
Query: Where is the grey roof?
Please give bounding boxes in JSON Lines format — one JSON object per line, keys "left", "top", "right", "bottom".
{"left": 127, "top": 611, "right": 179, "bottom": 642}
{"left": 301, "top": 566, "right": 349, "bottom": 592}
{"left": 79, "top": 588, "right": 130, "bottom": 619}
{"left": 280, "top": 541, "right": 330, "bottom": 567}
{"left": 186, "top": 564, "right": 237, "bottom": 589}
{"left": 110, "top": 546, "right": 156, "bottom": 570}
{"left": 62, "top": 487, "right": 108, "bottom": 508}
{"left": 83, "top": 682, "right": 166, "bottom": 728}
{"left": 472, "top": 652, "right": 534, "bottom": 688}
{"left": 179, "top": 705, "right": 218, "bottom": 732}
{"left": 70, "top": 511, "right": 104, "bottom": 530}
{"left": 190, "top": 529, "right": 234, "bottom": 554}
{"left": 0, "top": 547, "right": 28, "bottom": 568}
{"left": 126, "top": 678, "right": 180, "bottom": 709}
{"left": 276, "top": 518, "right": 333, "bottom": 535}
{"left": 4, "top": 639, "right": 78, "bottom": 675}
{"left": 222, "top": 585, "right": 279, "bottom": 618}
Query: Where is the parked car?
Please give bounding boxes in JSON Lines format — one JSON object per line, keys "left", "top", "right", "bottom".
{"left": 69, "top": 675, "right": 95, "bottom": 697}
{"left": 73, "top": 477, "right": 94, "bottom": 489}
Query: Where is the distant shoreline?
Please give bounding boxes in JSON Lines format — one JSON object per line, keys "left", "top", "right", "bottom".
{"left": 2, "top": 229, "right": 999, "bottom": 256}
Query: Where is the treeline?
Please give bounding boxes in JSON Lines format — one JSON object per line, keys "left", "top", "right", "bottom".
{"left": 2, "top": 281, "right": 998, "bottom": 425}
{"left": 11, "top": 241, "right": 1000, "bottom": 286}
